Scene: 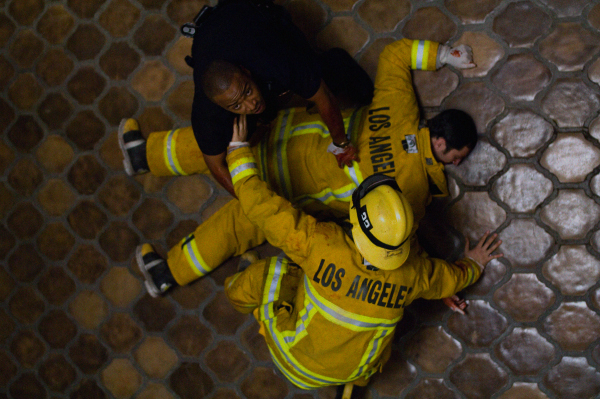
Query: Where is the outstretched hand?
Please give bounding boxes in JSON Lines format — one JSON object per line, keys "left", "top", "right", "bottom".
{"left": 232, "top": 114, "right": 248, "bottom": 143}
{"left": 327, "top": 142, "right": 359, "bottom": 168}
{"left": 443, "top": 295, "right": 467, "bottom": 315}
{"left": 446, "top": 44, "right": 476, "bottom": 69}
{"left": 464, "top": 231, "right": 503, "bottom": 269}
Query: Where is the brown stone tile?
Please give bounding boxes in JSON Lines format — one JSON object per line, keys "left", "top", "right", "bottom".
{"left": 39, "top": 354, "right": 77, "bottom": 393}
{"left": 405, "top": 379, "right": 458, "bottom": 399}
{"left": 454, "top": 31, "right": 504, "bottom": 78}
{"left": 101, "top": 313, "right": 142, "bottom": 353}
{"left": 541, "top": 191, "right": 600, "bottom": 240}
{"left": 70, "top": 379, "right": 108, "bottom": 399}
{"left": 69, "top": 334, "right": 108, "bottom": 374}
{"left": 8, "top": 244, "right": 44, "bottom": 282}
{"left": 542, "top": 79, "right": 600, "bottom": 128}
{"left": 0, "top": 140, "right": 14, "bottom": 176}
{"left": 544, "top": 357, "right": 600, "bottom": 398}
{"left": 66, "top": 24, "right": 106, "bottom": 60}
{"left": 544, "top": 302, "right": 600, "bottom": 351}
{"left": 449, "top": 353, "right": 508, "bottom": 399}
{"left": 491, "top": 109, "right": 553, "bottom": 158}
{"left": 286, "top": 0, "right": 326, "bottom": 41}
{"left": 358, "top": 0, "right": 410, "bottom": 33}
{"left": 98, "top": 176, "right": 141, "bottom": 217}
{"left": 38, "top": 310, "right": 77, "bottom": 349}
{"left": 69, "top": 290, "right": 109, "bottom": 329}
{"left": 9, "top": 373, "right": 46, "bottom": 399}
{"left": 539, "top": 0, "right": 588, "bottom": 17}
{"left": 10, "top": 286, "right": 45, "bottom": 324}
{"left": 591, "top": 3, "right": 600, "bottom": 31}
{"left": 0, "top": 13, "right": 16, "bottom": 47}
{"left": 320, "top": 0, "right": 359, "bottom": 12}
{"left": 166, "top": 175, "right": 212, "bottom": 213}
{"left": 170, "top": 362, "right": 215, "bottom": 399}
{"left": 37, "top": 179, "right": 75, "bottom": 216}
{"left": 0, "top": 308, "right": 15, "bottom": 344}
{"left": 135, "top": 337, "right": 178, "bottom": 378}
{"left": 68, "top": 155, "right": 106, "bottom": 194}
{"left": 494, "top": 273, "right": 555, "bottom": 322}
{"left": 448, "top": 300, "right": 508, "bottom": 348}
{"left": 369, "top": 349, "right": 416, "bottom": 396}
{"left": 36, "top": 136, "right": 75, "bottom": 172}
{"left": 102, "top": 358, "right": 142, "bottom": 399}
{"left": 139, "top": 0, "right": 168, "bottom": 8}
{"left": 37, "top": 222, "right": 75, "bottom": 260}
{"left": 171, "top": 277, "right": 213, "bottom": 309}
{"left": 99, "top": 86, "right": 139, "bottom": 125}
{"left": 101, "top": 130, "right": 127, "bottom": 171}
{"left": 203, "top": 291, "right": 249, "bottom": 335}
{"left": 0, "top": 224, "right": 15, "bottom": 260}
{"left": 241, "top": 366, "right": 288, "bottom": 399}
{"left": 168, "top": 315, "right": 212, "bottom": 356}
{"left": 68, "top": 0, "right": 105, "bottom": 18}
{"left": 447, "top": 139, "right": 506, "bottom": 186}
{"left": 37, "top": 5, "right": 75, "bottom": 44}
{"left": 201, "top": 194, "right": 234, "bottom": 221}
{"left": 38, "top": 92, "right": 73, "bottom": 130}
{"left": 134, "top": 14, "right": 177, "bottom": 56}
{"left": 402, "top": 7, "right": 457, "bottom": 43}
{"left": 66, "top": 110, "right": 106, "bottom": 151}
{"left": 413, "top": 67, "right": 459, "bottom": 107}
{"left": 166, "top": 37, "right": 193, "bottom": 76}
{"left": 405, "top": 326, "right": 461, "bottom": 373}
{"left": 101, "top": 267, "right": 142, "bottom": 307}
{"left": 133, "top": 198, "right": 174, "bottom": 240}
{"left": 592, "top": 115, "right": 600, "bottom": 142}
{"left": 445, "top": 0, "right": 500, "bottom": 23}
{"left": 445, "top": 81, "right": 505, "bottom": 133}
{"left": 316, "top": 17, "right": 369, "bottom": 56}
{"left": 166, "top": 219, "right": 199, "bottom": 250}
{"left": 499, "top": 219, "right": 555, "bottom": 269}
{"left": 99, "top": 221, "right": 140, "bottom": 261}
{"left": 498, "top": 382, "right": 550, "bottom": 399}
{"left": 37, "top": 48, "right": 74, "bottom": 86}
{"left": 0, "top": 350, "right": 17, "bottom": 386}
{"left": 593, "top": 288, "right": 600, "bottom": 311}
{"left": 206, "top": 340, "right": 251, "bottom": 382}
{"left": 11, "top": 329, "right": 46, "bottom": 367}
{"left": 448, "top": 192, "right": 506, "bottom": 242}
{"left": 67, "top": 244, "right": 108, "bottom": 285}
{"left": 138, "top": 383, "right": 175, "bottom": 399}
{"left": 132, "top": 60, "right": 176, "bottom": 101}
{"left": 134, "top": 294, "right": 176, "bottom": 332}
{"left": 359, "top": 38, "right": 395, "bottom": 81}
{"left": 493, "top": 1, "right": 551, "bottom": 48}
{"left": 541, "top": 133, "right": 600, "bottom": 183}
{"left": 100, "top": 42, "right": 141, "bottom": 81}
{"left": 492, "top": 164, "right": 553, "bottom": 213}
{"left": 495, "top": 327, "right": 554, "bottom": 376}
{"left": 7, "top": 202, "right": 42, "bottom": 239}
{"left": 139, "top": 106, "right": 174, "bottom": 134}
{"left": 37, "top": 266, "right": 75, "bottom": 306}
{"left": 0, "top": 98, "right": 15, "bottom": 139}
{"left": 167, "top": 0, "right": 207, "bottom": 25}
{"left": 491, "top": 54, "right": 551, "bottom": 102}
{"left": 99, "top": 0, "right": 141, "bottom": 37}
{"left": 465, "top": 258, "right": 506, "bottom": 296}
{"left": 9, "top": 30, "right": 43, "bottom": 68}
{"left": 212, "top": 388, "right": 242, "bottom": 399}
{"left": 242, "top": 323, "right": 271, "bottom": 362}
{"left": 167, "top": 80, "right": 195, "bottom": 120}
{"left": 8, "top": 115, "right": 43, "bottom": 152}
{"left": 8, "top": 72, "right": 43, "bottom": 110}
{"left": 540, "top": 23, "right": 600, "bottom": 72}
{"left": 68, "top": 66, "right": 107, "bottom": 105}
{"left": 0, "top": 55, "right": 14, "bottom": 91}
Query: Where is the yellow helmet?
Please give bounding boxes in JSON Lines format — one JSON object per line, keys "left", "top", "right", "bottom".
{"left": 349, "top": 174, "right": 414, "bottom": 270}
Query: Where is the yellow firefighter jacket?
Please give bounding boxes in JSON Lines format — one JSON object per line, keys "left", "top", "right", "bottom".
{"left": 225, "top": 146, "right": 481, "bottom": 389}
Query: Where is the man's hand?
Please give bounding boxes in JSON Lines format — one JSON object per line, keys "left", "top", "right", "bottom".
{"left": 443, "top": 295, "right": 467, "bottom": 315}
{"left": 328, "top": 142, "right": 359, "bottom": 168}
{"left": 439, "top": 44, "right": 476, "bottom": 69}
{"left": 465, "top": 231, "right": 503, "bottom": 269}
{"left": 231, "top": 114, "right": 248, "bottom": 143}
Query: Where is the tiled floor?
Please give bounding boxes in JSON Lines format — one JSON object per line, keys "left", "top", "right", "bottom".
{"left": 2, "top": 0, "right": 600, "bottom": 398}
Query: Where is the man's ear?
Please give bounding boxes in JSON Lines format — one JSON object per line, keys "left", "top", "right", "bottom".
{"left": 432, "top": 136, "right": 447, "bottom": 152}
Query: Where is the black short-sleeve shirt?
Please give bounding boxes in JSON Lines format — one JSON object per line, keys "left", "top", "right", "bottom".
{"left": 190, "top": 0, "right": 322, "bottom": 155}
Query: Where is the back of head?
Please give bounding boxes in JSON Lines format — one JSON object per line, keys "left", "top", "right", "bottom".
{"left": 428, "top": 109, "right": 478, "bottom": 151}
{"left": 201, "top": 60, "right": 241, "bottom": 100}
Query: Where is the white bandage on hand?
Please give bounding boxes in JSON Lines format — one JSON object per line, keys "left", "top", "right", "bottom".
{"left": 227, "top": 141, "right": 249, "bottom": 153}
{"left": 438, "top": 44, "right": 476, "bottom": 69}
{"left": 327, "top": 142, "right": 346, "bottom": 156}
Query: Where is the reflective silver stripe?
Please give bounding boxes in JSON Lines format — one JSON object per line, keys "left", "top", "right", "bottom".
{"left": 261, "top": 256, "right": 286, "bottom": 320}
{"left": 276, "top": 110, "right": 291, "bottom": 199}
{"left": 183, "top": 240, "right": 210, "bottom": 275}
{"left": 290, "top": 123, "right": 325, "bottom": 135}
{"left": 416, "top": 41, "right": 425, "bottom": 70}
{"left": 312, "top": 188, "right": 354, "bottom": 203}
{"left": 230, "top": 161, "right": 258, "bottom": 179}
{"left": 268, "top": 347, "right": 315, "bottom": 389}
{"left": 354, "top": 329, "right": 387, "bottom": 378}
{"left": 124, "top": 139, "right": 145, "bottom": 149}
{"left": 283, "top": 302, "right": 313, "bottom": 344}
{"left": 346, "top": 166, "right": 360, "bottom": 187}
{"left": 166, "top": 130, "right": 182, "bottom": 175}
{"left": 304, "top": 276, "right": 396, "bottom": 329}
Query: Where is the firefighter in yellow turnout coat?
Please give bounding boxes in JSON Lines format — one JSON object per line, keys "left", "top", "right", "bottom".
{"left": 222, "top": 141, "right": 501, "bottom": 389}
{"left": 126, "top": 39, "right": 478, "bottom": 296}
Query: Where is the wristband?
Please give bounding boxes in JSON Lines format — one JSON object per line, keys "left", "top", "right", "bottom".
{"left": 333, "top": 140, "right": 351, "bottom": 148}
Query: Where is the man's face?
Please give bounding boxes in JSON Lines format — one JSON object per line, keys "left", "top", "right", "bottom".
{"left": 212, "top": 69, "right": 265, "bottom": 115}
{"left": 432, "top": 137, "right": 471, "bottom": 165}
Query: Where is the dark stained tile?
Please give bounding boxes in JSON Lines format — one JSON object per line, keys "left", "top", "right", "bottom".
{"left": 98, "top": 86, "right": 139, "bottom": 125}
{"left": 68, "top": 155, "right": 106, "bottom": 195}
{"left": 133, "top": 15, "right": 177, "bottom": 56}
{"left": 316, "top": 16, "right": 369, "bottom": 56}
{"left": 242, "top": 323, "right": 271, "bottom": 362}
{"left": 166, "top": 219, "right": 199, "bottom": 250}
{"left": 37, "top": 267, "right": 75, "bottom": 305}
{"left": 132, "top": 198, "right": 174, "bottom": 240}
{"left": 240, "top": 366, "right": 289, "bottom": 399}
{"left": 36, "top": 5, "right": 75, "bottom": 44}
{"left": 539, "top": 22, "right": 600, "bottom": 72}
{"left": 99, "top": 0, "right": 141, "bottom": 37}
{"left": 11, "top": 329, "right": 46, "bottom": 367}
{"left": 495, "top": 327, "right": 555, "bottom": 376}
{"left": 9, "top": 0, "right": 43, "bottom": 27}
{"left": 0, "top": 350, "right": 17, "bottom": 387}
{"left": 0, "top": 98, "right": 15, "bottom": 134}
{"left": 444, "top": 81, "right": 505, "bottom": 133}
{"left": 36, "top": 48, "right": 74, "bottom": 86}
{"left": 449, "top": 353, "right": 508, "bottom": 399}
{"left": 167, "top": 0, "right": 207, "bottom": 25}
{"left": 170, "top": 362, "right": 214, "bottom": 399}
{"left": 405, "top": 379, "right": 459, "bottom": 399}
{"left": 7, "top": 115, "right": 43, "bottom": 152}
{"left": 405, "top": 326, "right": 462, "bottom": 373}
{"left": 68, "top": 201, "right": 109, "bottom": 239}
{"left": 100, "top": 42, "right": 141, "bottom": 80}
{"left": 67, "top": 0, "right": 105, "bottom": 19}
{"left": 9, "top": 286, "right": 45, "bottom": 324}
{"left": 38, "top": 93, "right": 73, "bottom": 130}
{"left": 445, "top": 0, "right": 501, "bottom": 23}
{"left": 287, "top": 0, "right": 327, "bottom": 41}
{"left": 7, "top": 202, "right": 43, "bottom": 239}
{"left": 98, "top": 176, "right": 141, "bottom": 217}
{"left": 402, "top": 7, "right": 457, "bottom": 43}
{"left": 0, "top": 308, "right": 15, "bottom": 344}
{"left": 166, "top": 80, "right": 194, "bottom": 120}
{"left": 8, "top": 73, "right": 43, "bottom": 110}
{"left": 205, "top": 340, "right": 251, "bottom": 382}
{"left": 37, "top": 222, "right": 75, "bottom": 260}
{"left": 39, "top": 310, "right": 78, "bottom": 349}
{"left": 168, "top": 315, "right": 213, "bottom": 357}
{"left": 70, "top": 379, "right": 107, "bottom": 399}
{"left": 358, "top": 0, "right": 410, "bottom": 33}
{"left": 492, "top": 1, "right": 551, "bottom": 48}
{"left": 544, "top": 357, "right": 600, "bottom": 398}
{"left": 171, "top": 277, "right": 213, "bottom": 309}
{"left": 65, "top": 110, "right": 106, "bottom": 151}
{"left": 134, "top": 294, "right": 176, "bottom": 332}
{"left": 491, "top": 53, "right": 551, "bottom": 101}
{"left": 448, "top": 300, "right": 508, "bottom": 348}
{"left": 39, "top": 354, "right": 77, "bottom": 393}
{"left": 9, "top": 373, "right": 46, "bottom": 399}
{"left": 0, "top": 13, "right": 16, "bottom": 47}
{"left": 66, "top": 24, "right": 106, "bottom": 61}
{"left": 67, "top": 67, "right": 106, "bottom": 105}
{"left": 494, "top": 273, "right": 555, "bottom": 322}
{"left": 0, "top": 55, "right": 15, "bottom": 91}
{"left": 99, "top": 221, "right": 140, "bottom": 262}
{"left": 8, "top": 244, "right": 44, "bottom": 282}
{"left": 101, "top": 313, "right": 142, "bottom": 353}
{"left": 543, "top": 302, "right": 600, "bottom": 351}
{"left": 67, "top": 244, "right": 108, "bottom": 284}
{"left": 69, "top": 334, "right": 109, "bottom": 374}
{"left": 203, "top": 291, "right": 249, "bottom": 335}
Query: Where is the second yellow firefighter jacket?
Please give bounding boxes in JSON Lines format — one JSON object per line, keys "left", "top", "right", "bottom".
{"left": 223, "top": 145, "right": 481, "bottom": 389}
{"left": 152, "top": 39, "right": 450, "bottom": 285}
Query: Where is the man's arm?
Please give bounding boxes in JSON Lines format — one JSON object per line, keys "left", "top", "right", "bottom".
{"left": 308, "top": 80, "right": 359, "bottom": 168}
{"left": 203, "top": 152, "right": 235, "bottom": 197}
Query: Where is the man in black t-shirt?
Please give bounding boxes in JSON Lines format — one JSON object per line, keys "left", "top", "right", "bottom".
{"left": 187, "top": 0, "right": 373, "bottom": 196}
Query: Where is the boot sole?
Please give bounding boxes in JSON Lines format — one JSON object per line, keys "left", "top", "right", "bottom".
{"left": 135, "top": 244, "right": 161, "bottom": 298}
{"left": 118, "top": 118, "right": 136, "bottom": 176}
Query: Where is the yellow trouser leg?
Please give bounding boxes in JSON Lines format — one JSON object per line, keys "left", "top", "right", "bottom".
{"left": 224, "top": 259, "right": 269, "bottom": 314}
{"left": 146, "top": 126, "right": 209, "bottom": 176}
{"left": 166, "top": 199, "right": 267, "bottom": 285}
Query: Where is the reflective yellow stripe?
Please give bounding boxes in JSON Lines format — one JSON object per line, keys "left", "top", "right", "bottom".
{"left": 163, "top": 129, "right": 187, "bottom": 175}
{"left": 294, "top": 183, "right": 356, "bottom": 205}
{"left": 258, "top": 257, "right": 288, "bottom": 321}
{"left": 352, "top": 329, "right": 389, "bottom": 379}
{"left": 411, "top": 40, "right": 431, "bottom": 70}
{"left": 229, "top": 157, "right": 259, "bottom": 185}
{"left": 182, "top": 235, "right": 211, "bottom": 276}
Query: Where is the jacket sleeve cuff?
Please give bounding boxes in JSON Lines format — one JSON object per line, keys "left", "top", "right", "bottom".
{"left": 410, "top": 40, "right": 440, "bottom": 71}
{"left": 226, "top": 147, "right": 259, "bottom": 187}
